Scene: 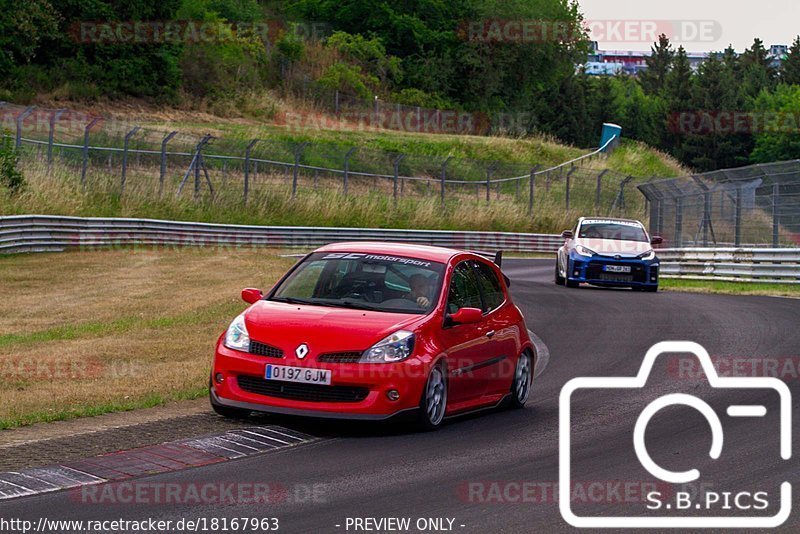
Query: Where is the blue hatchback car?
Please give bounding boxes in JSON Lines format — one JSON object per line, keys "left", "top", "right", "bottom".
{"left": 555, "top": 218, "right": 662, "bottom": 292}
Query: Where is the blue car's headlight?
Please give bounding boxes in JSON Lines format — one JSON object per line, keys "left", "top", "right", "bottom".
{"left": 639, "top": 249, "right": 656, "bottom": 261}
{"left": 575, "top": 245, "right": 596, "bottom": 257}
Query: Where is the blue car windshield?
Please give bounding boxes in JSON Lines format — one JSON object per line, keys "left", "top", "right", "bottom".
{"left": 579, "top": 222, "right": 648, "bottom": 242}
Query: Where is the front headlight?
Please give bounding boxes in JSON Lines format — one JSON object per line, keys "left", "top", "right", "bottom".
{"left": 360, "top": 330, "right": 415, "bottom": 363}
{"left": 575, "top": 245, "right": 596, "bottom": 257}
{"left": 639, "top": 249, "right": 656, "bottom": 261}
{"left": 224, "top": 314, "right": 250, "bottom": 352}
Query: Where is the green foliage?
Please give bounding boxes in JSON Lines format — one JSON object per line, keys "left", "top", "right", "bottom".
{"left": 390, "top": 88, "right": 456, "bottom": 109}
{"left": 639, "top": 34, "right": 674, "bottom": 96}
{"left": 750, "top": 84, "right": 800, "bottom": 163}
{"left": 317, "top": 62, "right": 379, "bottom": 98}
{"left": 780, "top": 36, "right": 800, "bottom": 85}
{"left": 326, "top": 31, "right": 402, "bottom": 85}
{"left": 0, "top": 134, "right": 25, "bottom": 193}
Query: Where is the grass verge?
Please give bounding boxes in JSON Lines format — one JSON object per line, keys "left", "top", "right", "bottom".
{"left": 0, "top": 248, "right": 295, "bottom": 429}
{"left": 660, "top": 278, "right": 800, "bottom": 298}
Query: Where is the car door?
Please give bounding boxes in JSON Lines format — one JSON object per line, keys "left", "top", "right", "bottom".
{"left": 438, "top": 261, "right": 493, "bottom": 407}
{"left": 471, "top": 259, "right": 518, "bottom": 398}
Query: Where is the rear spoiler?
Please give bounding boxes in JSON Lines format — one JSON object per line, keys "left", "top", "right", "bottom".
{"left": 470, "top": 250, "right": 511, "bottom": 287}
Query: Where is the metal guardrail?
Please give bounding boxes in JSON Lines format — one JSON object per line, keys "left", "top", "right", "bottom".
{"left": 0, "top": 215, "right": 563, "bottom": 255}
{"left": 658, "top": 248, "right": 800, "bottom": 284}
{"left": 4, "top": 216, "right": 798, "bottom": 284}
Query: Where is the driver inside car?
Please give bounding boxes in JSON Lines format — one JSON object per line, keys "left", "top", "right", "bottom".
{"left": 406, "top": 274, "right": 433, "bottom": 309}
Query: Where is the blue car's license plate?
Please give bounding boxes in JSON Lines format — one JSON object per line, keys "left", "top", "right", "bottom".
{"left": 603, "top": 265, "right": 631, "bottom": 273}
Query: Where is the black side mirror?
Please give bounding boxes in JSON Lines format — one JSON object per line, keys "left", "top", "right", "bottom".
{"left": 561, "top": 230, "right": 574, "bottom": 239}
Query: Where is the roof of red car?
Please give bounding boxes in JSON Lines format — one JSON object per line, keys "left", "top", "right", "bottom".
{"left": 314, "top": 242, "right": 464, "bottom": 263}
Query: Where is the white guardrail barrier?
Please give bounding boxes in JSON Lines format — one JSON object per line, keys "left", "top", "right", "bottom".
{"left": 656, "top": 248, "right": 800, "bottom": 284}
{"left": 1, "top": 216, "right": 798, "bottom": 284}
{"left": 0, "top": 215, "right": 563, "bottom": 255}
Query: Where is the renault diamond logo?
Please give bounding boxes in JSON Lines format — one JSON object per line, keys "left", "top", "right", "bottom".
{"left": 296, "top": 343, "right": 309, "bottom": 359}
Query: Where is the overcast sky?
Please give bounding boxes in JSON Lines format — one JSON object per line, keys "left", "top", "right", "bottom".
{"left": 578, "top": 0, "right": 800, "bottom": 52}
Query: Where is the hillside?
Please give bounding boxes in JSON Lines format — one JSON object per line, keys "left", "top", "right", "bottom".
{"left": 1, "top": 100, "right": 688, "bottom": 234}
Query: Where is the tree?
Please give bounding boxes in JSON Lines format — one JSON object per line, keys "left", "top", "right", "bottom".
{"left": 750, "top": 84, "right": 800, "bottom": 163}
{"left": 0, "top": 0, "right": 58, "bottom": 77}
{"left": 739, "top": 38, "right": 777, "bottom": 101}
{"left": 639, "top": 34, "right": 674, "bottom": 96}
{"left": 682, "top": 54, "right": 746, "bottom": 170}
{"left": 780, "top": 36, "right": 800, "bottom": 85}
{"left": 662, "top": 46, "right": 694, "bottom": 158}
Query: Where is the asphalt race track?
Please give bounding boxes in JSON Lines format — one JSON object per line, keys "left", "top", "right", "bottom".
{"left": 1, "top": 259, "right": 798, "bottom": 533}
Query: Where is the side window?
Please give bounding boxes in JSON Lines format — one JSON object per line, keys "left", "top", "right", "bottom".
{"left": 447, "top": 262, "right": 482, "bottom": 314}
{"left": 472, "top": 261, "right": 505, "bottom": 312}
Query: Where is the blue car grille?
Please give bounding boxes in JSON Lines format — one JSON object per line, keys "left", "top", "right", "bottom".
{"left": 586, "top": 262, "right": 647, "bottom": 283}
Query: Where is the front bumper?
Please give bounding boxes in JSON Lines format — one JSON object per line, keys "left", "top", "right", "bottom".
{"left": 211, "top": 342, "right": 428, "bottom": 419}
{"left": 567, "top": 254, "right": 659, "bottom": 287}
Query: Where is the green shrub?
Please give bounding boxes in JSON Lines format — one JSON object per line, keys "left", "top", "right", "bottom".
{"left": 0, "top": 134, "right": 25, "bottom": 193}
{"left": 317, "top": 62, "right": 379, "bottom": 99}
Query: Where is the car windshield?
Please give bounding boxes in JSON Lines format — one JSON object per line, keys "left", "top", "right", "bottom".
{"left": 578, "top": 220, "right": 649, "bottom": 242}
{"left": 270, "top": 252, "right": 446, "bottom": 314}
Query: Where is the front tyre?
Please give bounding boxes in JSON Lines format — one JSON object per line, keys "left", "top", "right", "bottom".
{"left": 509, "top": 351, "right": 533, "bottom": 409}
{"left": 417, "top": 362, "right": 448, "bottom": 431}
{"left": 555, "top": 260, "right": 565, "bottom": 286}
{"left": 644, "top": 285, "right": 658, "bottom": 293}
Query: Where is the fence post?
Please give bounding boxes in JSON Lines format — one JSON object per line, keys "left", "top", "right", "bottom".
{"left": 292, "top": 142, "right": 309, "bottom": 199}
{"left": 80, "top": 117, "right": 102, "bottom": 190}
{"left": 243, "top": 139, "right": 258, "bottom": 205}
{"left": 595, "top": 169, "right": 608, "bottom": 212}
{"left": 734, "top": 185, "right": 743, "bottom": 246}
{"left": 393, "top": 154, "right": 405, "bottom": 208}
{"left": 47, "top": 109, "right": 66, "bottom": 168}
{"left": 773, "top": 183, "right": 780, "bottom": 247}
{"left": 440, "top": 156, "right": 451, "bottom": 208}
{"left": 159, "top": 131, "right": 178, "bottom": 197}
{"left": 649, "top": 195, "right": 659, "bottom": 236}
{"left": 528, "top": 165, "right": 540, "bottom": 216}
{"left": 485, "top": 163, "right": 497, "bottom": 204}
{"left": 15, "top": 106, "right": 35, "bottom": 149}
{"left": 565, "top": 165, "right": 576, "bottom": 210}
{"left": 343, "top": 147, "right": 356, "bottom": 196}
{"left": 120, "top": 126, "right": 141, "bottom": 197}
{"left": 702, "top": 190, "right": 712, "bottom": 246}
{"left": 674, "top": 196, "right": 683, "bottom": 247}
{"left": 334, "top": 90, "right": 340, "bottom": 115}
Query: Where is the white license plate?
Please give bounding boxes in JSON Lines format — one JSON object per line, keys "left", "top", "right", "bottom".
{"left": 265, "top": 365, "right": 331, "bottom": 385}
{"left": 604, "top": 265, "right": 631, "bottom": 273}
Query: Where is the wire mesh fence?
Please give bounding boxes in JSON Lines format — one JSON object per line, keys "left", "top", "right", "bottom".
{"left": 638, "top": 160, "right": 800, "bottom": 247}
{"left": 0, "top": 102, "right": 640, "bottom": 222}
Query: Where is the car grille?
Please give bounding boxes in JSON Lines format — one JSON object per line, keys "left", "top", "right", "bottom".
{"left": 249, "top": 341, "right": 284, "bottom": 358}
{"left": 237, "top": 375, "right": 369, "bottom": 403}
{"left": 317, "top": 351, "right": 363, "bottom": 363}
{"left": 587, "top": 262, "right": 647, "bottom": 283}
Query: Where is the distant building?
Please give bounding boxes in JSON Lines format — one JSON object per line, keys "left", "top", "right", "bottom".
{"left": 584, "top": 41, "right": 714, "bottom": 76}
{"left": 768, "top": 44, "right": 789, "bottom": 69}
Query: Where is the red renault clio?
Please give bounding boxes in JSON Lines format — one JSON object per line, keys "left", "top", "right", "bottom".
{"left": 210, "top": 242, "right": 535, "bottom": 429}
